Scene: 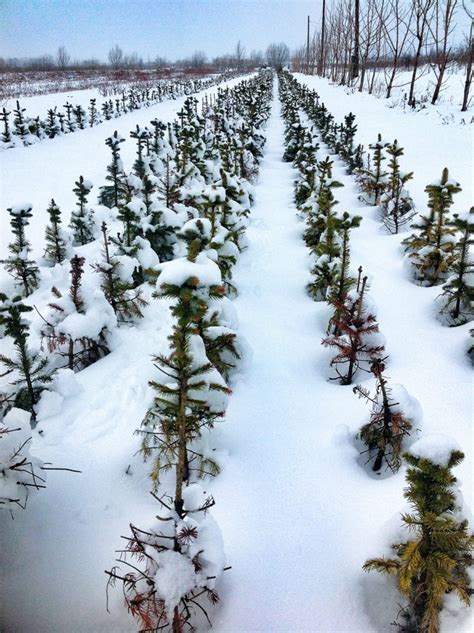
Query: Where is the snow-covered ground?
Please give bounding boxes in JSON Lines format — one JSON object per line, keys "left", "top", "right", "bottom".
{"left": 308, "top": 63, "right": 473, "bottom": 125}
{"left": 0, "top": 73, "right": 472, "bottom": 633}
{"left": 294, "top": 72, "right": 473, "bottom": 214}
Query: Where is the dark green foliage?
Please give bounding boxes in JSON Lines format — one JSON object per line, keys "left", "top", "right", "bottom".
{"left": 99, "top": 131, "right": 127, "bottom": 209}
{"left": 139, "top": 274, "right": 228, "bottom": 499}
{"left": 405, "top": 168, "right": 461, "bottom": 285}
{"left": 1, "top": 107, "right": 12, "bottom": 143}
{"left": 88, "top": 98, "right": 99, "bottom": 126}
{"left": 69, "top": 175, "right": 95, "bottom": 245}
{"left": 379, "top": 140, "right": 415, "bottom": 234}
{"left": 45, "top": 108, "right": 60, "bottom": 138}
{"left": 356, "top": 133, "right": 389, "bottom": 205}
{"left": 73, "top": 105, "right": 86, "bottom": 129}
{"left": 93, "top": 223, "right": 147, "bottom": 321}
{"left": 41, "top": 256, "right": 109, "bottom": 370}
{"left": 130, "top": 125, "right": 151, "bottom": 179}
{"left": 44, "top": 199, "right": 67, "bottom": 265}
{"left": 155, "top": 155, "right": 181, "bottom": 208}
{"left": 437, "top": 208, "right": 474, "bottom": 326}
{"left": 364, "top": 447, "right": 473, "bottom": 633}
{"left": 1, "top": 204, "right": 39, "bottom": 296}
{"left": 303, "top": 157, "right": 344, "bottom": 251}
{"left": 13, "top": 100, "right": 28, "bottom": 140}
{"left": 0, "top": 294, "right": 51, "bottom": 423}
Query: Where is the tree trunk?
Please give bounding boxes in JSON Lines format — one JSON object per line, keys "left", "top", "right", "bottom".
{"left": 461, "top": 27, "right": 473, "bottom": 112}
{"left": 431, "top": 57, "right": 447, "bottom": 105}
{"left": 408, "top": 35, "right": 423, "bottom": 107}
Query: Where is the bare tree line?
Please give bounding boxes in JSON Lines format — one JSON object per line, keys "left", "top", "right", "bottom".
{"left": 1, "top": 41, "right": 290, "bottom": 73}
{"left": 293, "top": 0, "right": 472, "bottom": 111}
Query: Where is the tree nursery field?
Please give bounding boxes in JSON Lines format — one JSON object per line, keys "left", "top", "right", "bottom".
{"left": 1, "top": 2, "right": 473, "bottom": 633}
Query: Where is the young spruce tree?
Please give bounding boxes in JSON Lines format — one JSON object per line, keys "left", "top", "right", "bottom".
{"left": 69, "top": 176, "right": 95, "bottom": 245}
{"left": 355, "top": 359, "right": 413, "bottom": 473}
{"left": 44, "top": 199, "right": 68, "bottom": 265}
{"left": 0, "top": 294, "right": 51, "bottom": 423}
{"left": 364, "top": 441, "right": 473, "bottom": 633}
{"left": 405, "top": 168, "right": 461, "bottom": 286}
{"left": 1, "top": 204, "right": 39, "bottom": 296}
{"left": 437, "top": 208, "right": 474, "bottom": 326}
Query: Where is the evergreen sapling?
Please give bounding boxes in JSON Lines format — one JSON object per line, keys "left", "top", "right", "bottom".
{"left": 364, "top": 439, "right": 473, "bottom": 633}
{"left": 1, "top": 204, "right": 39, "bottom": 296}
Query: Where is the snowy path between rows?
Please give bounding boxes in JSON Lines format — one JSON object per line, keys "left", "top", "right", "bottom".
{"left": 210, "top": 92, "right": 405, "bottom": 633}
{"left": 209, "top": 86, "right": 472, "bottom": 633}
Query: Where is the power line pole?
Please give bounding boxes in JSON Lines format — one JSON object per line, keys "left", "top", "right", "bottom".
{"left": 318, "top": 0, "right": 326, "bottom": 76}
{"left": 306, "top": 15, "right": 310, "bottom": 73}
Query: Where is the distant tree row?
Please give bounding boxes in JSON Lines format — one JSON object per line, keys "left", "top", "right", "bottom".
{"left": 0, "top": 41, "right": 290, "bottom": 73}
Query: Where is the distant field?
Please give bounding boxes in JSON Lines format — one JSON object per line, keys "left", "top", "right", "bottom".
{"left": 0, "top": 67, "right": 222, "bottom": 100}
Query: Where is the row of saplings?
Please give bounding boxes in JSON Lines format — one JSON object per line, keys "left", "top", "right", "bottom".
{"left": 279, "top": 72, "right": 473, "bottom": 633}
{"left": 0, "top": 73, "right": 231, "bottom": 149}
{"left": 0, "top": 69, "right": 274, "bottom": 631}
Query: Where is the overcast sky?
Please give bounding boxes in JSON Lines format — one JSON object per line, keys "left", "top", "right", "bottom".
{"left": 1, "top": 0, "right": 323, "bottom": 61}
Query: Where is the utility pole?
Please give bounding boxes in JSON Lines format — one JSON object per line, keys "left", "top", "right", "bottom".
{"left": 351, "top": 0, "right": 360, "bottom": 80}
{"left": 306, "top": 15, "right": 310, "bottom": 74}
{"left": 318, "top": 0, "right": 326, "bottom": 76}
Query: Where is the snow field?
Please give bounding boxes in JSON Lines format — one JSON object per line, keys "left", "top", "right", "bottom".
{"left": 0, "top": 73, "right": 233, "bottom": 151}
{"left": 0, "top": 66, "right": 472, "bottom": 633}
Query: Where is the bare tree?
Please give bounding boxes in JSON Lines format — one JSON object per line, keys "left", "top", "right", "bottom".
{"left": 56, "top": 46, "right": 70, "bottom": 69}
{"left": 376, "top": 0, "right": 414, "bottom": 97}
{"left": 249, "top": 49, "right": 264, "bottom": 67}
{"left": 266, "top": 42, "right": 290, "bottom": 69}
{"left": 189, "top": 50, "right": 207, "bottom": 69}
{"left": 108, "top": 45, "right": 124, "bottom": 70}
{"left": 428, "top": 0, "right": 459, "bottom": 104}
{"left": 461, "top": 0, "right": 473, "bottom": 111}
{"left": 235, "top": 40, "right": 246, "bottom": 70}
{"left": 358, "top": 0, "right": 381, "bottom": 91}
{"left": 407, "top": 0, "right": 436, "bottom": 106}
{"left": 351, "top": 0, "right": 361, "bottom": 80}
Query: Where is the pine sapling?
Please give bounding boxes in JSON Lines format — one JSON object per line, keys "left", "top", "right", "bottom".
{"left": 437, "top": 208, "right": 474, "bottom": 326}
{"left": 326, "top": 214, "right": 362, "bottom": 334}
{"left": 93, "top": 223, "right": 147, "bottom": 321}
{"left": 323, "top": 270, "right": 385, "bottom": 385}
{"left": 99, "top": 131, "right": 127, "bottom": 208}
{"left": 13, "top": 100, "right": 28, "bottom": 141}
{"left": 364, "top": 441, "right": 474, "bottom": 633}
{"left": 405, "top": 168, "right": 461, "bottom": 285}
{"left": 69, "top": 175, "right": 95, "bottom": 245}
{"left": 41, "top": 256, "right": 110, "bottom": 370}
{"left": 44, "top": 199, "right": 68, "bottom": 265}
{"left": 355, "top": 359, "right": 412, "bottom": 472}
{"left": 379, "top": 140, "right": 415, "bottom": 234}
{"left": 105, "top": 489, "right": 224, "bottom": 633}
{"left": 0, "top": 294, "right": 51, "bottom": 424}
{"left": 1, "top": 107, "right": 12, "bottom": 144}
{"left": 1, "top": 204, "right": 39, "bottom": 296}
{"left": 356, "top": 133, "right": 388, "bottom": 205}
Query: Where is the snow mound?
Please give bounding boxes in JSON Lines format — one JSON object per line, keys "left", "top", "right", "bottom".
{"left": 409, "top": 433, "right": 462, "bottom": 466}
{"left": 153, "top": 550, "right": 199, "bottom": 613}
